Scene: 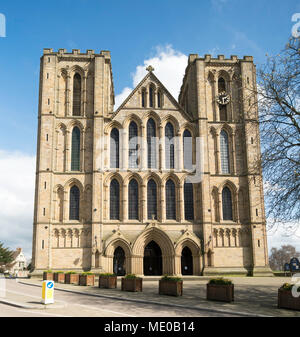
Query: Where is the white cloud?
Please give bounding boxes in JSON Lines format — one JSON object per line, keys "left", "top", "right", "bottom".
{"left": 0, "top": 150, "right": 35, "bottom": 261}
{"left": 114, "top": 45, "right": 188, "bottom": 110}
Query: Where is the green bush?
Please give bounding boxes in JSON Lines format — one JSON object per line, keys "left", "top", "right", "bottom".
{"left": 43, "top": 270, "right": 52, "bottom": 273}
{"left": 208, "top": 277, "right": 232, "bottom": 285}
{"left": 281, "top": 283, "right": 300, "bottom": 291}
{"left": 161, "top": 275, "right": 182, "bottom": 282}
{"left": 99, "top": 273, "right": 116, "bottom": 277}
{"left": 81, "top": 272, "right": 94, "bottom": 276}
{"left": 124, "top": 274, "right": 139, "bottom": 279}
{"left": 55, "top": 271, "right": 64, "bottom": 274}
{"left": 66, "top": 271, "right": 77, "bottom": 274}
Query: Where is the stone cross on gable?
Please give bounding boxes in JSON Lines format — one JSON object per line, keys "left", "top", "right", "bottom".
{"left": 146, "top": 65, "right": 154, "bottom": 72}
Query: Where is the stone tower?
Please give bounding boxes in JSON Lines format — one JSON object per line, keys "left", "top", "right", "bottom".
{"left": 31, "top": 49, "right": 272, "bottom": 276}
{"left": 178, "top": 54, "right": 271, "bottom": 275}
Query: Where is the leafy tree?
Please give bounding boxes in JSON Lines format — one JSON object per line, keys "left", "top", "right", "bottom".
{"left": 257, "top": 36, "right": 300, "bottom": 230}
{"left": 269, "top": 245, "right": 300, "bottom": 271}
{"left": 0, "top": 242, "right": 14, "bottom": 271}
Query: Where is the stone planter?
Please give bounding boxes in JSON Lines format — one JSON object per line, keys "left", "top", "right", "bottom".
{"left": 53, "top": 272, "right": 65, "bottom": 283}
{"left": 121, "top": 278, "right": 143, "bottom": 292}
{"left": 79, "top": 274, "right": 95, "bottom": 286}
{"left": 43, "top": 272, "right": 53, "bottom": 281}
{"left": 65, "top": 273, "right": 79, "bottom": 285}
{"left": 207, "top": 284, "right": 234, "bottom": 302}
{"left": 278, "top": 288, "right": 300, "bottom": 310}
{"left": 159, "top": 280, "right": 183, "bottom": 297}
{"left": 99, "top": 275, "right": 117, "bottom": 289}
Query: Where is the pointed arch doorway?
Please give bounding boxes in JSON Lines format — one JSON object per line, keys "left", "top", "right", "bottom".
{"left": 113, "top": 246, "right": 126, "bottom": 276}
{"left": 143, "top": 241, "right": 162, "bottom": 276}
{"left": 181, "top": 246, "right": 193, "bottom": 275}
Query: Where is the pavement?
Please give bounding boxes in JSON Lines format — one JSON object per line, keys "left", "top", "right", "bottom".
{"left": 1, "top": 276, "right": 300, "bottom": 317}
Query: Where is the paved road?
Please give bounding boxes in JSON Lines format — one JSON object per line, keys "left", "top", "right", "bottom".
{"left": 0, "top": 279, "right": 240, "bottom": 317}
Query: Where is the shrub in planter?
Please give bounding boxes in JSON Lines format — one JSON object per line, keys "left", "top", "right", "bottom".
{"left": 53, "top": 271, "right": 65, "bottom": 283}
{"left": 99, "top": 273, "right": 117, "bottom": 289}
{"left": 159, "top": 275, "right": 183, "bottom": 297}
{"left": 278, "top": 283, "right": 300, "bottom": 310}
{"left": 121, "top": 274, "right": 143, "bottom": 292}
{"left": 65, "top": 271, "right": 79, "bottom": 285}
{"left": 43, "top": 270, "right": 53, "bottom": 280}
{"left": 79, "top": 272, "right": 95, "bottom": 286}
{"left": 207, "top": 277, "right": 234, "bottom": 302}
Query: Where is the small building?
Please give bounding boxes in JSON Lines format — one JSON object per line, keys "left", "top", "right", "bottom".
{"left": 6, "top": 248, "right": 27, "bottom": 277}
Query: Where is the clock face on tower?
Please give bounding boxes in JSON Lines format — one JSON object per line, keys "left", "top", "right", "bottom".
{"left": 217, "top": 91, "right": 230, "bottom": 105}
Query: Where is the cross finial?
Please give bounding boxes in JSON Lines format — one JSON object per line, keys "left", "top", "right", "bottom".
{"left": 146, "top": 65, "right": 154, "bottom": 72}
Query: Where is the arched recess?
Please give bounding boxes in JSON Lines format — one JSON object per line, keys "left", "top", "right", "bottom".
{"left": 58, "top": 70, "right": 67, "bottom": 117}
{"left": 55, "top": 123, "right": 66, "bottom": 172}
{"left": 104, "top": 238, "right": 132, "bottom": 275}
{"left": 53, "top": 185, "right": 64, "bottom": 222}
{"left": 219, "top": 180, "right": 237, "bottom": 221}
{"left": 132, "top": 226, "right": 175, "bottom": 275}
{"left": 175, "top": 237, "right": 201, "bottom": 275}
{"left": 211, "top": 187, "right": 219, "bottom": 222}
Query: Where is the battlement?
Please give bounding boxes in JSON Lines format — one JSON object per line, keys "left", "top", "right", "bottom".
{"left": 42, "top": 48, "right": 111, "bottom": 58}
{"left": 188, "top": 53, "right": 253, "bottom": 64}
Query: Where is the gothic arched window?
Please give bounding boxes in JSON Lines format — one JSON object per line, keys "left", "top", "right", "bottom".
{"left": 183, "top": 129, "right": 193, "bottom": 170}
{"left": 110, "top": 179, "right": 120, "bottom": 220}
{"left": 110, "top": 128, "right": 119, "bottom": 168}
{"left": 72, "top": 73, "right": 81, "bottom": 116}
{"left": 218, "top": 77, "right": 226, "bottom": 93}
{"left": 149, "top": 85, "right": 154, "bottom": 107}
{"left": 129, "top": 121, "right": 138, "bottom": 168}
{"left": 220, "top": 130, "right": 230, "bottom": 174}
{"left": 157, "top": 90, "right": 162, "bottom": 108}
{"left": 222, "top": 186, "right": 233, "bottom": 220}
{"left": 71, "top": 127, "right": 80, "bottom": 171}
{"left": 166, "top": 179, "right": 176, "bottom": 220}
{"left": 142, "top": 89, "right": 146, "bottom": 108}
{"left": 165, "top": 122, "right": 175, "bottom": 169}
{"left": 128, "top": 179, "right": 139, "bottom": 220}
{"left": 147, "top": 179, "right": 157, "bottom": 220}
{"left": 69, "top": 185, "right": 80, "bottom": 220}
{"left": 184, "top": 181, "right": 194, "bottom": 220}
{"left": 147, "top": 118, "right": 157, "bottom": 169}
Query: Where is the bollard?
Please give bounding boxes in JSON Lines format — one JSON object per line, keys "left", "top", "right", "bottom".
{"left": 42, "top": 280, "right": 54, "bottom": 304}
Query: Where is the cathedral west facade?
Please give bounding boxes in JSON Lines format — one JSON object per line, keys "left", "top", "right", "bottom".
{"left": 31, "top": 48, "right": 272, "bottom": 276}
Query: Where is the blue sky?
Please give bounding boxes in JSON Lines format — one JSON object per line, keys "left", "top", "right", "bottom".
{"left": 0, "top": 0, "right": 299, "bottom": 258}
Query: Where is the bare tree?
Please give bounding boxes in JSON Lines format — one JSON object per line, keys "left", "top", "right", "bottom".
{"left": 269, "top": 245, "right": 300, "bottom": 271}
{"left": 257, "top": 36, "right": 300, "bottom": 231}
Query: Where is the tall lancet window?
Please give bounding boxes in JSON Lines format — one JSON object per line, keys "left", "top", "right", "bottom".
{"left": 218, "top": 77, "right": 227, "bottom": 121}
{"left": 166, "top": 179, "right": 176, "bottom": 220}
{"left": 149, "top": 85, "right": 154, "bottom": 107}
{"left": 222, "top": 187, "right": 233, "bottom": 221}
{"left": 183, "top": 129, "right": 193, "bottom": 170}
{"left": 110, "top": 128, "right": 119, "bottom": 168}
{"left": 165, "top": 122, "right": 175, "bottom": 169}
{"left": 128, "top": 179, "right": 139, "bottom": 220}
{"left": 218, "top": 77, "right": 226, "bottom": 93}
{"left": 147, "top": 179, "right": 157, "bottom": 220}
{"left": 220, "top": 130, "right": 230, "bottom": 174}
{"left": 128, "top": 121, "right": 139, "bottom": 168}
{"left": 147, "top": 118, "right": 157, "bottom": 169}
{"left": 71, "top": 127, "right": 80, "bottom": 171}
{"left": 157, "top": 90, "right": 162, "bottom": 108}
{"left": 110, "top": 179, "right": 120, "bottom": 220}
{"left": 69, "top": 185, "right": 80, "bottom": 220}
{"left": 184, "top": 181, "right": 194, "bottom": 220}
{"left": 73, "top": 73, "right": 81, "bottom": 116}
{"left": 141, "top": 89, "right": 146, "bottom": 107}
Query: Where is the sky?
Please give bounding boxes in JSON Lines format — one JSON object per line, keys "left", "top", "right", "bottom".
{"left": 0, "top": 0, "right": 299, "bottom": 260}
